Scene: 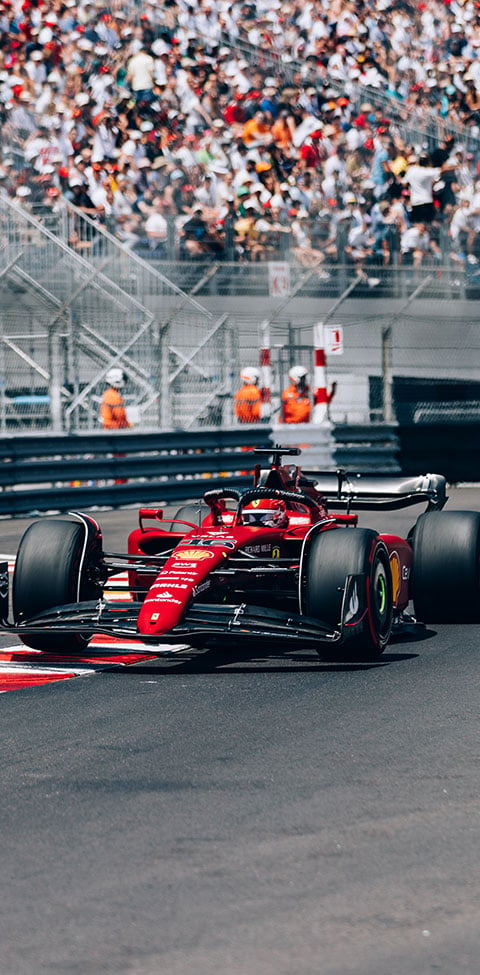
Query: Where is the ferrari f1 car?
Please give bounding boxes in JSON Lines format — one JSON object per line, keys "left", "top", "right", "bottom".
{"left": 2, "top": 446, "right": 480, "bottom": 661}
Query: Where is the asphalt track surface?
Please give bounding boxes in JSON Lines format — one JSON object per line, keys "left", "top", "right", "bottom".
{"left": 0, "top": 490, "right": 479, "bottom": 975}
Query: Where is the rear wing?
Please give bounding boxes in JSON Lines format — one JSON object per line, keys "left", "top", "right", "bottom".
{"left": 306, "top": 472, "right": 448, "bottom": 512}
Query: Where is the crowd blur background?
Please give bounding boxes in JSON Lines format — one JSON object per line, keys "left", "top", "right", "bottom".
{"left": 2, "top": 0, "right": 480, "bottom": 273}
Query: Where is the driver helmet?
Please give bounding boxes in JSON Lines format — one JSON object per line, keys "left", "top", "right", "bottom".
{"left": 289, "top": 365, "right": 308, "bottom": 384}
{"left": 240, "top": 366, "right": 260, "bottom": 384}
{"left": 242, "top": 498, "right": 288, "bottom": 528}
{"left": 106, "top": 367, "right": 124, "bottom": 387}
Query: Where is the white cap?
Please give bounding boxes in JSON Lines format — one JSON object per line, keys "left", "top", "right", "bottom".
{"left": 240, "top": 367, "right": 260, "bottom": 384}
{"left": 152, "top": 39, "right": 170, "bottom": 56}
{"left": 289, "top": 365, "right": 308, "bottom": 383}
{"left": 106, "top": 368, "right": 124, "bottom": 387}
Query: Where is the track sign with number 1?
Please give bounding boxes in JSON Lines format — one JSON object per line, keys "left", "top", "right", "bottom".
{"left": 324, "top": 325, "right": 344, "bottom": 355}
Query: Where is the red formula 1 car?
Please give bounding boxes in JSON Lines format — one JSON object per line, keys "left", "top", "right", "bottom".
{"left": 2, "top": 446, "right": 480, "bottom": 661}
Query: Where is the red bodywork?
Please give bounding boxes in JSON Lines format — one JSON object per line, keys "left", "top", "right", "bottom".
{"left": 2, "top": 448, "right": 450, "bottom": 656}
{"left": 127, "top": 461, "right": 414, "bottom": 637}
{"left": 380, "top": 535, "right": 412, "bottom": 612}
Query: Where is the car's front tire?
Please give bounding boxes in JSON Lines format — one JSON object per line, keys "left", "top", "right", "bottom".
{"left": 13, "top": 519, "right": 100, "bottom": 652}
{"left": 304, "top": 528, "right": 393, "bottom": 659}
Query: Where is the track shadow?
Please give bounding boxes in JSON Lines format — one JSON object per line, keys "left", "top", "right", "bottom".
{"left": 106, "top": 623, "right": 439, "bottom": 676}
{"left": 113, "top": 645, "right": 421, "bottom": 676}
{"left": 391, "top": 625, "right": 438, "bottom": 645}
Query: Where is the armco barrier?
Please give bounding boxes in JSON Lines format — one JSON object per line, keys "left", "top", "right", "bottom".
{"left": 3, "top": 421, "right": 462, "bottom": 518}
{"left": 271, "top": 422, "right": 335, "bottom": 468}
{"left": 333, "top": 424, "right": 401, "bottom": 473}
{"left": 0, "top": 428, "right": 273, "bottom": 517}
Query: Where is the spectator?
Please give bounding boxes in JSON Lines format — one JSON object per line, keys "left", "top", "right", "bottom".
{"left": 370, "top": 200, "right": 396, "bottom": 265}
{"left": 290, "top": 208, "right": 329, "bottom": 269}
{"left": 180, "top": 204, "right": 224, "bottom": 258}
{"left": 141, "top": 195, "right": 169, "bottom": 253}
{"left": 3, "top": 0, "right": 480, "bottom": 278}
{"left": 126, "top": 46, "right": 155, "bottom": 104}
{"left": 345, "top": 214, "right": 381, "bottom": 287}
{"left": 242, "top": 111, "right": 273, "bottom": 148}
{"left": 403, "top": 152, "right": 443, "bottom": 225}
{"left": 271, "top": 109, "right": 295, "bottom": 153}
{"left": 449, "top": 193, "right": 472, "bottom": 265}
{"left": 234, "top": 203, "right": 265, "bottom": 261}
{"left": 371, "top": 135, "right": 393, "bottom": 200}
{"left": 400, "top": 222, "right": 442, "bottom": 268}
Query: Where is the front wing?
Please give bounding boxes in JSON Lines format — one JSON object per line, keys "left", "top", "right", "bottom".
{"left": 0, "top": 567, "right": 367, "bottom": 654}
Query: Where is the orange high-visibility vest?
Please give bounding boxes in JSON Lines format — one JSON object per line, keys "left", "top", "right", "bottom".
{"left": 100, "top": 387, "right": 130, "bottom": 429}
{"left": 281, "top": 383, "right": 311, "bottom": 423}
{"left": 234, "top": 383, "right": 261, "bottom": 423}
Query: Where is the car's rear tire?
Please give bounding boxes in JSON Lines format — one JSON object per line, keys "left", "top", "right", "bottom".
{"left": 13, "top": 519, "right": 100, "bottom": 652}
{"left": 411, "top": 511, "right": 480, "bottom": 622}
{"left": 304, "top": 528, "right": 393, "bottom": 660}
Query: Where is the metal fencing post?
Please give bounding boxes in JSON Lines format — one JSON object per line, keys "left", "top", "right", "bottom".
{"left": 381, "top": 276, "right": 433, "bottom": 423}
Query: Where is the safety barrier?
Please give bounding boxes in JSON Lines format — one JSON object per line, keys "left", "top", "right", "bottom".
{"left": 0, "top": 428, "right": 273, "bottom": 517}
{"left": 2, "top": 422, "right": 473, "bottom": 518}
{"left": 333, "top": 424, "right": 401, "bottom": 473}
{"left": 0, "top": 424, "right": 399, "bottom": 516}
{"left": 271, "top": 422, "right": 335, "bottom": 469}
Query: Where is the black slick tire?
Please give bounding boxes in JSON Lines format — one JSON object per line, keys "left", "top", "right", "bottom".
{"left": 13, "top": 519, "right": 98, "bottom": 652}
{"left": 304, "top": 528, "right": 393, "bottom": 660}
{"left": 412, "top": 510, "right": 480, "bottom": 623}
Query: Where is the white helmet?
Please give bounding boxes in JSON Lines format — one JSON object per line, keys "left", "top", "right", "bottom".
{"left": 289, "top": 366, "right": 308, "bottom": 384}
{"left": 106, "top": 368, "right": 124, "bottom": 387}
{"left": 240, "top": 367, "right": 260, "bottom": 384}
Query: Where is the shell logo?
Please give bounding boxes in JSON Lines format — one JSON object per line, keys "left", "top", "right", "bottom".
{"left": 174, "top": 548, "right": 214, "bottom": 561}
{"left": 389, "top": 551, "right": 401, "bottom": 602}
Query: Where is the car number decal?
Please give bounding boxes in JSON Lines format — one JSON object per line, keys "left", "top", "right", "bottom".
{"left": 188, "top": 538, "right": 235, "bottom": 549}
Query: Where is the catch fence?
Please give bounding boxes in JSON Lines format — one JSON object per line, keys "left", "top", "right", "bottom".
{"left": 0, "top": 199, "right": 236, "bottom": 433}
{"left": 0, "top": 198, "right": 478, "bottom": 434}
